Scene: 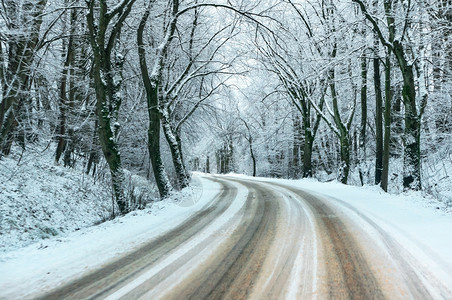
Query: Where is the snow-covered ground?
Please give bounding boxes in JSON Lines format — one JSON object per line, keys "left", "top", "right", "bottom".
{"left": 0, "top": 173, "right": 221, "bottom": 299}
{"left": 0, "top": 143, "right": 164, "bottom": 254}
{"left": 1, "top": 170, "right": 451, "bottom": 298}
{"left": 0, "top": 146, "right": 113, "bottom": 253}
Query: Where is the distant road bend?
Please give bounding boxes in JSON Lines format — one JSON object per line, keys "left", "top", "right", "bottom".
{"left": 39, "top": 175, "right": 452, "bottom": 300}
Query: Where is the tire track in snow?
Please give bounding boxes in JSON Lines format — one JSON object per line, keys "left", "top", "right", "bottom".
{"left": 242, "top": 183, "right": 318, "bottom": 300}
{"left": 265, "top": 182, "right": 385, "bottom": 299}
{"left": 143, "top": 178, "right": 280, "bottom": 300}
{"left": 143, "top": 177, "right": 319, "bottom": 300}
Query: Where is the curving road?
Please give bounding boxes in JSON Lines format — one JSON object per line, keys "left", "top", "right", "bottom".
{"left": 38, "top": 175, "right": 452, "bottom": 299}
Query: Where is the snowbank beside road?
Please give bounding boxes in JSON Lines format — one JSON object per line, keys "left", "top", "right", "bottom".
{"left": 0, "top": 146, "right": 113, "bottom": 253}
{"left": 0, "top": 174, "right": 219, "bottom": 299}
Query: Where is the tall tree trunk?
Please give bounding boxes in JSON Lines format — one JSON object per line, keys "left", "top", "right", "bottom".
{"left": 86, "top": 0, "right": 136, "bottom": 214}
{"left": 137, "top": 2, "right": 172, "bottom": 198}
{"left": 250, "top": 137, "right": 256, "bottom": 177}
{"left": 55, "top": 66, "right": 68, "bottom": 163}
{"left": 381, "top": 53, "right": 392, "bottom": 191}
{"left": 242, "top": 119, "right": 256, "bottom": 177}
{"left": 329, "top": 66, "right": 351, "bottom": 184}
{"left": 393, "top": 41, "right": 422, "bottom": 190}
{"left": 391, "top": 87, "right": 403, "bottom": 155}
{"left": 148, "top": 103, "right": 171, "bottom": 196}
{"left": 86, "top": 120, "right": 98, "bottom": 175}
{"left": 380, "top": 0, "right": 394, "bottom": 191}
{"left": 56, "top": 8, "right": 76, "bottom": 163}
{"left": 302, "top": 89, "right": 325, "bottom": 178}
{"left": 303, "top": 134, "right": 314, "bottom": 178}
{"left": 301, "top": 103, "right": 312, "bottom": 178}
{"left": 291, "top": 112, "right": 302, "bottom": 178}
{"left": 359, "top": 53, "right": 368, "bottom": 185}
{"left": 338, "top": 131, "right": 350, "bottom": 184}
{"left": 161, "top": 111, "right": 189, "bottom": 189}
{"left": 175, "top": 128, "right": 185, "bottom": 171}
{"left": 205, "top": 155, "right": 210, "bottom": 173}
{"left": 374, "top": 50, "right": 383, "bottom": 185}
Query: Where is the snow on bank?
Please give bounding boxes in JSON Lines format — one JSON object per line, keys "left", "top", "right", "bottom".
{"left": 0, "top": 146, "right": 112, "bottom": 253}
{"left": 0, "top": 174, "right": 220, "bottom": 299}
{"left": 228, "top": 174, "right": 452, "bottom": 290}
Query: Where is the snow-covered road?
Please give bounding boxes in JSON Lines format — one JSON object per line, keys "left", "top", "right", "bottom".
{"left": 1, "top": 174, "right": 451, "bottom": 299}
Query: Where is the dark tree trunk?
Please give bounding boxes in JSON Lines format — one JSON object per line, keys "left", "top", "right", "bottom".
{"left": 381, "top": 54, "right": 392, "bottom": 192}
{"left": 56, "top": 8, "right": 76, "bottom": 163}
{"left": 86, "top": 0, "right": 136, "bottom": 214}
{"left": 86, "top": 120, "right": 98, "bottom": 175}
{"left": 242, "top": 119, "right": 256, "bottom": 177}
{"left": 374, "top": 52, "right": 383, "bottom": 185}
{"left": 287, "top": 85, "right": 324, "bottom": 179}
{"left": 393, "top": 41, "right": 422, "bottom": 191}
{"left": 359, "top": 54, "right": 368, "bottom": 185}
{"left": 303, "top": 135, "right": 314, "bottom": 178}
{"left": 391, "top": 87, "right": 403, "bottom": 156}
{"left": 175, "top": 128, "right": 185, "bottom": 171}
{"left": 162, "top": 113, "right": 189, "bottom": 189}
{"left": 291, "top": 113, "right": 302, "bottom": 178}
{"left": 63, "top": 128, "right": 75, "bottom": 167}
{"left": 302, "top": 90, "right": 325, "bottom": 178}
{"left": 249, "top": 136, "right": 256, "bottom": 177}
{"left": 148, "top": 105, "right": 171, "bottom": 196}
{"left": 338, "top": 131, "right": 351, "bottom": 184}
{"left": 381, "top": 1, "right": 395, "bottom": 191}
{"left": 329, "top": 66, "right": 351, "bottom": 184}
{"left": 137, "top": 2, "right": 173, "bottom": 198}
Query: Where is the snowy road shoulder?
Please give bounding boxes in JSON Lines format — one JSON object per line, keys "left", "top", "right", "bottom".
{"left": 0, "top": 174, "right": 220, "bottom": 299}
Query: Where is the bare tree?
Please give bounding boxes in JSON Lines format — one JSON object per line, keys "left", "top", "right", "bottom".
{"left": 137, "top": 0, "right": 173, "bottom": 198}
{"left": 0, "top": 0, "right": 47, "bottom": 154}
{"left": 86, "top": 0, "right": 137, "bottom": 213}
{"left": 353, "top": 0, "right": 429, "bottom": 191}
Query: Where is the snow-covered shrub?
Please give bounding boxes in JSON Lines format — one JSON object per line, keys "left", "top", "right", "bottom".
{"left": 0, "top": 145, "right": 112, "bottom": 252}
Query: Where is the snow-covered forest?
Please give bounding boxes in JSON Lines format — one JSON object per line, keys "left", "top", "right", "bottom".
{"left": 1, "top": 0, "right": 451, "bottom": 250}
